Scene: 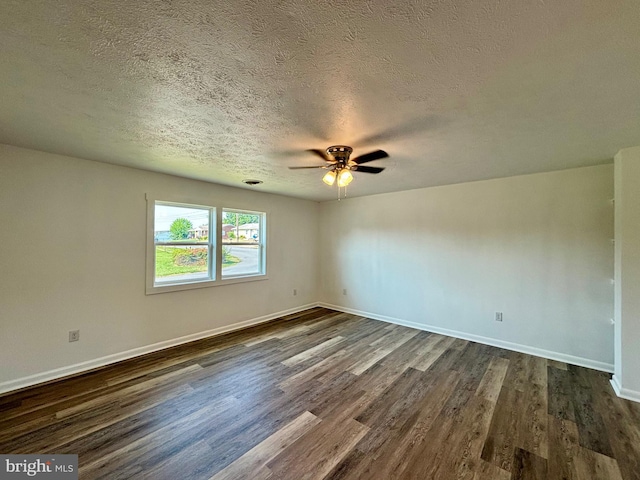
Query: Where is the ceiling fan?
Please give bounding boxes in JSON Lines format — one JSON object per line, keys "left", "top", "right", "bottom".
{"left": 288, "top": 145, "right": 388, "bottom": 188}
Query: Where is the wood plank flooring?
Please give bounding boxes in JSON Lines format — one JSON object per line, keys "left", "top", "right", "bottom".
{"left": 1, "top": 307, "right": 639, "bottom": 479}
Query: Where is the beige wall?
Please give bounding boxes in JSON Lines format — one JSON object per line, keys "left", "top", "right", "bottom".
{"left": 319, "top": 165, "right": 614, "bottom": 369}
{"left": 613, "top": 146, "right": 640, "bottom": 400}
{"left": 0, "top": 144, "right": 320, "bottom": 390}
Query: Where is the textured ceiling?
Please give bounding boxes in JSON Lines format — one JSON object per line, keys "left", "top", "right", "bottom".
{"left": 1, "top": 0, "right": 640, "bottom": 201}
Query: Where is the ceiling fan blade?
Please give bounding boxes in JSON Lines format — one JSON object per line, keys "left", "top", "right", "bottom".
{"left": 307, "top": 149, "right": 331, "bottom": 162}
{"left": 354, "top": 165, "right": 385, "bottom": 174}
{"left": 288, "top": 165, "right": 327, "bottom": 169}
{"left": 351, "top": 149, "right": 389, "bottom": 165}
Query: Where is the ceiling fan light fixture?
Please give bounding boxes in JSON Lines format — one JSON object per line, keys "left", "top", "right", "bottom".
{"left": 322, "top": 170, "right": 336, "bottom": 186}
{"left": 337, "top": 169, "right": 353, "bottom": 187}
{"left": 289, "top": 145, "right": 388, "bottom": 194}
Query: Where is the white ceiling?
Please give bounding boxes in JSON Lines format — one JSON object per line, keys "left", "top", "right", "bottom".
{"left": 1, "top": 1, "right": 640, "bottom": 201}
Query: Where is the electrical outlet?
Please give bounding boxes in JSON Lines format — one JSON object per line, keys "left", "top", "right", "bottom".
{"left": 69, "top": 330, "right": 80, "bottom": 342}
{"left": 293, "top": 289, "right": 297, "bottom": 296}
{"left": 343, "top": 288, "right": 347, "bottom": 295}
{"left": 495, "top": 312, "right": 503, "bottom": 322}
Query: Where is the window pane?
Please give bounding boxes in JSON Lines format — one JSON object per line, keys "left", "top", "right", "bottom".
{"left": 222, "top": 210, "right": 260, "bottom": 244}
{"left": 155, "top": 204, "right": 209, "bottom": 242}
{"left": 222, "top": 245, "right": 261, "bottom": 276}
{"left": 155, "top": 245, "right": 209, "bottom": 283}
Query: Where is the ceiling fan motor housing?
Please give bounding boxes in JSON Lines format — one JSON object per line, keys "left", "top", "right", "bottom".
{"left": 327, "top": 145, "right": 353, "bottom": 167}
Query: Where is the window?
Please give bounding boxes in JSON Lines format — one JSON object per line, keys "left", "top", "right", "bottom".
{"left": 146, "top": 197, "right": 267, "bottom": 294}
{"left": 222, "top": 209, "right": 266, "bottom": 278}
{"left": 153, "top": 202, "right": 215, "bottom": 286}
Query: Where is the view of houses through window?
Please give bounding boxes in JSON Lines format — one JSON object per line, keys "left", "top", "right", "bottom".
{"left": 154, "top": 203, "right": 213, "bottom": 284}
{"left": 222, "top": 209, "right": 263, "bottom": 278}
{"left": 152, "top": 202, "right": 265, "bottom": 287}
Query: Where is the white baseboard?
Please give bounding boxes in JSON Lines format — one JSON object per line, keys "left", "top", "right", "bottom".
{"left": 3, "top": 302, "right": 624, "bottom": 399}
{"left": 610, "top": 375, "right": 640, "bottom": 403}
{"left": 0, "top": 303, "right": 318, "bottom": 395}
{"left": 319, "top": 302, "right": 615, "bottom": 373}
{"left": 611, "top": 374, "right": 623, "bottom": 396}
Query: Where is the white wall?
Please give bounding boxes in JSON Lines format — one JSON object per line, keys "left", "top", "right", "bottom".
{"left": 0, "top": 145, "right": 620, "bottom": 393}
{"left": 0, "top": 144, "right": 319, "bottom": 390}
{"left": 613, "top": 146, "right": 640, "bottom": 400}
{"left": 319, "top": 165, "right": 614, "bottom": 370}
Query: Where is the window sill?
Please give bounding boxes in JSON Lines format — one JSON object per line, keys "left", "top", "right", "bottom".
{"left": 146, "top": 274, "right": 268, "bottom": 295}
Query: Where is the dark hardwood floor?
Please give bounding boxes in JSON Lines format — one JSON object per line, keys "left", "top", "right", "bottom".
{"left": 1, "top": 307, "right": 639, "bottom": 479}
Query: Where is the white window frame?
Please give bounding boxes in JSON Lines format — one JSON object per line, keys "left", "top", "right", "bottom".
{"left": 146, "top": 196, "right": 267, "bottom": 295}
